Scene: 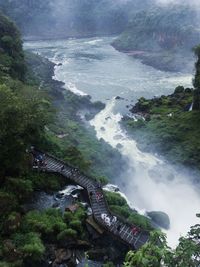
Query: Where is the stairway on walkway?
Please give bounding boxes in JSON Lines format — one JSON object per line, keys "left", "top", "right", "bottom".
{"left": 33, "top": 151, "right": 150, "bottom": 250}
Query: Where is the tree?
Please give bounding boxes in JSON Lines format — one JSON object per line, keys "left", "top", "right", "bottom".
{"left": 124, "top": 217, "right": 200, "bottom": 267}
{"left": 192, "top": 45, "right": 200, "bottom": 110}
{"left": 124, "top": 231, "right": 168, "bottom": 267}
{"left": 63, "top": 146, "right": 91, "bottom": 171}
{"left": 0, "top": 84, "right": 52, "bottom": 175}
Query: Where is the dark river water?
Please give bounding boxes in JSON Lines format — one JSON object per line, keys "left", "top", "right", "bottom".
{"left": 25, "top": 36, "right": 200, "bottom": 247}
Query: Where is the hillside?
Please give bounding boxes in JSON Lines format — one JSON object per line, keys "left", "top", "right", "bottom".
{"left": 1, "top": 8, "right": 200, "bottom": 267}
{"left": 121, "top": 47, "right": 200, "bottom": 177}
{"left": 0, "top": 12, "right": 25, "bottom": 80}
{"left": 0, "top": 0, "right": 153, "bottom": 39}
{"left": 112, "top": 5, "right": 200, "bottom": 72}
{"left": 0, "top": 12, "right": 143, "bottom": 266}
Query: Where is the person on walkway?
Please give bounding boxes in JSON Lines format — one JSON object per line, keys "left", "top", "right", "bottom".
{"left": 131, "top": 226, "right": 139, "bottom": 235}
{"left": 61, "top": 165, "right": 65, "bottom": 172}
{"left": 117, "top": 225, "right": 121, "bottom": 232}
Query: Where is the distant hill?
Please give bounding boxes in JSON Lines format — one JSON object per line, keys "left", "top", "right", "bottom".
{"left": 112, "top": 5, "right": 200, "bottom": 72}
{"left": 0, "top": 0, "right": 153, "bottom": 39}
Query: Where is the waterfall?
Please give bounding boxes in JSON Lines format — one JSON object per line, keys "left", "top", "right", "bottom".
{"left": 189, "top": 102, "right": 193, "bottom": 111}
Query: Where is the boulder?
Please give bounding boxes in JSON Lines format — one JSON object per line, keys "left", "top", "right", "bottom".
{"left": 147, "top": 211, "right": 170, "bottom": 230}
{"left": 88, "top": 248, "right": 109, "bottom": 261}
{"left": 115, "top": 96, "right": 124, "bottom": 100}
{"left": 53, "top": 249, "right": 73, "bottom": 267}
{"left": 116, "top": 143, "right": 123, "bottom": 149}
{"left": 3, "top": 239, "right": 22, "bottom": 262}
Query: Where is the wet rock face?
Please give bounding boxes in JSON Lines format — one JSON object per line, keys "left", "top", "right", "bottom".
{"left": 147, "top": 211, "right": 170, "bottom": 230}
{"left": 2, "top": 240, "right": 22, "bottom": 262}
{"left": 53, "top": 249, "right": 74, "bottom": 267}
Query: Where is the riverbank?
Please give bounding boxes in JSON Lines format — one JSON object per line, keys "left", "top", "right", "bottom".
{"left": 112, "top": 44, "right": 193, "bottom": 73}
{"left": 23, "top": 33, "right": 117, "bottom": 42}
{"left": 121, "top": 86, "right": 200, "bottom": 179}
{"left": 25, "top": 51, "right": 127, "bottom": 182}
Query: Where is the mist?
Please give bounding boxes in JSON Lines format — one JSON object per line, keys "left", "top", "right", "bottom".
{"left": 90, "top": 99, "right": 200, "bottom": 247}
{"left": 156, "top": 0, "right": 200, "bottom": 7}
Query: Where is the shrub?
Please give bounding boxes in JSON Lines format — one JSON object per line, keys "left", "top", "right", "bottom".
{"left": 69, "top": 220, "right": 82, "bottom": 232}
{"left": 57, "top": 228, "right": 77, "bottom": 240}
{"left": 22, "top": 209, "right": 67, "bottom": 237}
{"left": 63, "top": 211, "right": 74, "bottom": 224}
{"left": 174, "top": 85, "right": 184, "bottom": 94}
{"left": 0, "top": 191, "right": 17, "bottom": 216}
{"left": 14, "top": 232, "right": 45, "bottom": 261}
{"left": 5, "top": 178, "right": 33, "bottom": 201}
{"left": 105, "top": 191, "right": 128, "bottom": 207}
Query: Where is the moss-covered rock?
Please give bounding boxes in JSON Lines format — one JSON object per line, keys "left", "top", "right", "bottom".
{"left": 147, "top": 211, "right": 170, "bottom": 230}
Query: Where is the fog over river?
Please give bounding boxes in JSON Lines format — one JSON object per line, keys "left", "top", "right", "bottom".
{"left": 25, "top": 36, "right": 200, "bottom": 247}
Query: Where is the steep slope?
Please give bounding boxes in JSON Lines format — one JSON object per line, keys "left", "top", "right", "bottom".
{"left": 112, "top": 5, "right": 200, "bottom": 71}
{"left": 0, "top": 0, "right": 153, "bottom": 39}
{"left": 0, "top": 12, "right": 25, "bottom": 80}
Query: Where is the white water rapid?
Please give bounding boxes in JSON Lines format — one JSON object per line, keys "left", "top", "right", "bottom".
{"left": 24, "top": 36, "right": 200, "bottom": 248}
{"left": 90, "top": 98, "right": 200, "bottom": 247}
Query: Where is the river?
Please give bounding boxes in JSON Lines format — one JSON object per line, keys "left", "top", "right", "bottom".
{"left": 25, "top": 36, "right": 200, "bottom": 247}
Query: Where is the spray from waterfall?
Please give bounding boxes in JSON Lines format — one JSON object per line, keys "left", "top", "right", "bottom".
{"left": 90, "top": 98, "right": 200, "bottom": 247}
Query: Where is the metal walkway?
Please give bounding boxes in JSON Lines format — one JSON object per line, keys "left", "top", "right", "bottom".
{"left": 33, "top": 151, "right": 150, "bottom": 250}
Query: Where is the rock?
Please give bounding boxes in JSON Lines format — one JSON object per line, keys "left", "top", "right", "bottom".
{"left": 55, "top": 193, "right": 64, "bottom": 199}
{"left": 105, "top": 116, "right": 111, "bottom": 120}
{"left": 147, "top": 211, "right": 170, "bottom": 230}
{"left": 3, "top": 239, "right": 22, "bottom": 262}
{"left": 52, "top": 202, "right": 60, "bottom": 208}
{"left": 88, "top": 248, "right": 108, "bottom": 261}
{"left": 53, "top": 249, "right": 72, "bottom": 266}
{"left": 144, "top": 114, "right": 151, "bottom": 121}
{"left": 115, "top": 96, "right": 124, "bottom": 100}
{"left": 185, "top": 88, "right": 193, "bottom": 93}
{"left": 113, "top": 134, "right": 123, "bottom": 140}
{"left": 100, "top": 127, "right": 105, "bottom": 131}
{"left": 76, "top": 240, "right": 91, "bottom": 249}
{"left": 57, "top": 63, "right": 62, "bottom": 66}
{"left": 174, "top": 86, "right": 184, "bottom": 94}
{"left": 116, "top": 143, "right": 123, "bottom": 149}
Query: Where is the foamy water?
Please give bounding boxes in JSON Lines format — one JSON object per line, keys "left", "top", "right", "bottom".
{"left": 24, "top": 36, "right": 198, "bottom": 247}
{"left": 90, "top": 99, "right": 200, "bottom": 247}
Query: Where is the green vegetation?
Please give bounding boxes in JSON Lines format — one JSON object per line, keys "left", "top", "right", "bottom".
{"left": 25, "top": 50, "right": 126, "bottom": 181}
{"left": 0, "top": 11, "right": 127, "bottom": 265}
{"left": 193, "top": 45, "right": 200, "bottom": 110}
{"left": 0, "top": 12, "right": 25, "bottom": 80}
{"left": 122, "top": 86, "right": 200, "bottom": 172}
{"left": 113, "top": 6, "right": 199, "bottom": 51}
{"left": 0, "top": 207, "right": 87, "bottom": 265}
{"left": 120, "top": 33, "right": 200, "bottom": 267}
{"left": 105, "top": 191, "right": 152, "bottom": 231}
{"left": 1, "top": 6, "right": 200, "bottom": 266}
{"left": 112, "top": 5, "right": 199, "bottom": 71}
{"left": 124, "top": 222, "right": 200, "bottom": 266}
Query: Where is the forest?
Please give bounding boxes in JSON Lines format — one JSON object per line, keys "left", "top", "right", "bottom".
{"left": 0, "top": 2, "right": 200, "bottom": 267}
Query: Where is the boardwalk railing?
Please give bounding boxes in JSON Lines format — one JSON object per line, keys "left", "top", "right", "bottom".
{"left": 32, "top": 150, "right": 150, "bottom": 250}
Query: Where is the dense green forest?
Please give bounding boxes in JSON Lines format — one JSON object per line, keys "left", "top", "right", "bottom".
{"left": 1, "top": 6, "right": 200, "bottom": 267}
{"left": 113, "top": 5, "right": 199, "bottom": 51}
{"left": 0, "top": 12, "right": 127, "bottom": 266}
{"left": 122, "top": 45, "right": 200, "bottom": 177}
